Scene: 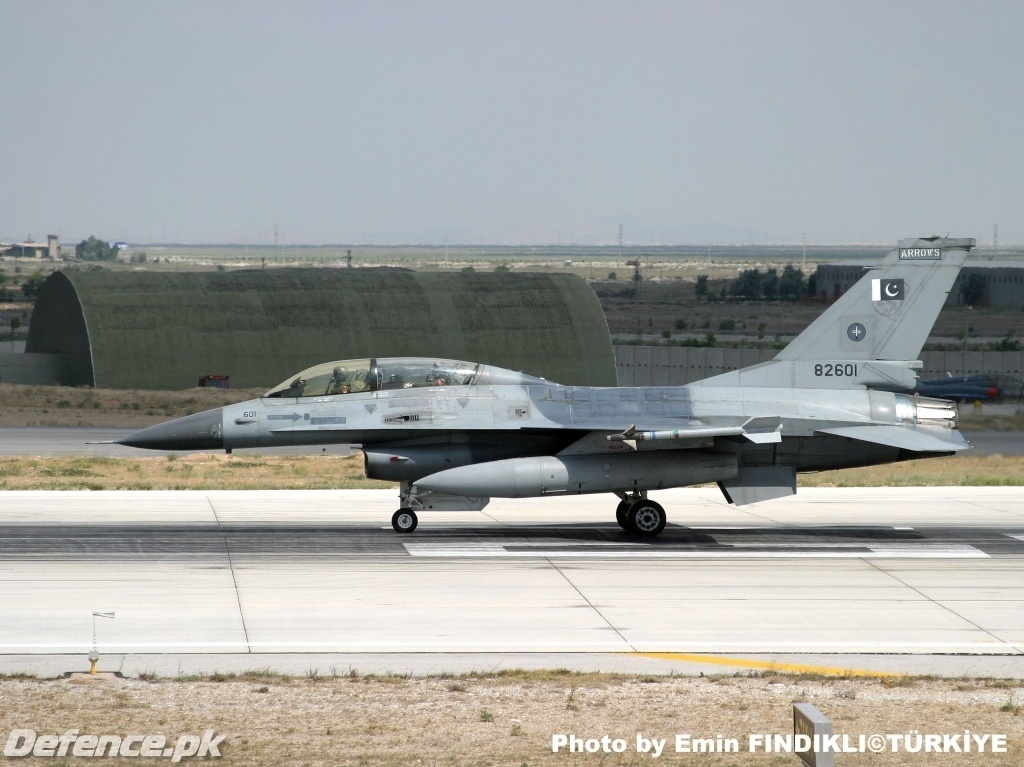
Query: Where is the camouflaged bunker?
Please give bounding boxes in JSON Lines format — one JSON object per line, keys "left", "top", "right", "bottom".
{"left": 25, "top": 268, "right": 615, "bottom": 390}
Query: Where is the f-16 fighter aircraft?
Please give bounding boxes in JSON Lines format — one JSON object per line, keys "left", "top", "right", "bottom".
{"left": 118, "top": 236, "right": 974, "bottom": 536}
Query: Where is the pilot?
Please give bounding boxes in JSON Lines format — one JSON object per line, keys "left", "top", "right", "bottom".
{"left": 327, "top": 367, "right": 348, "bottom": 395}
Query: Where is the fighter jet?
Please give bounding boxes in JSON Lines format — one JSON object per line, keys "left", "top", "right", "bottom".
{"left": 118, "top": 236, "right": 974, "bottom": 536}
{"left": 878, "top": 373, "right": 1024, "bottom": 402}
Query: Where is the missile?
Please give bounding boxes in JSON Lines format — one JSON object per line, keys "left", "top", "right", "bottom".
{"left": 414, "top": 451, "right": 738, "bottom": 499}
{"left": 606, "top": 419, "right": 782, "bottom": 449}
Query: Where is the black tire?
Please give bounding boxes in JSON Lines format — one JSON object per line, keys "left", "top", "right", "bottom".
{"left": 615, "top": 500, "right": 632, "bottom": 530}
{"left": 392, "top": 508, "right": 418, "bottom": 533}
{"left": 628, "top": 500, "right": 666, "bottom": 537}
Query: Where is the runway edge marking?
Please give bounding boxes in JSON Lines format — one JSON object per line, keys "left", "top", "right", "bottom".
{"left": 628, "top": 652, "right": 903, "bottom": 678}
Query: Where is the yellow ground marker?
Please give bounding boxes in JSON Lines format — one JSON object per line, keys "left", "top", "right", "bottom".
{"left": 629, "top": 652, "right": 903, "bottom": 678}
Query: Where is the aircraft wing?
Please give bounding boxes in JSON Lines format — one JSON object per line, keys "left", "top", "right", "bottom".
{"left": 816, "top": 424, "right": 970, "bottom": 453}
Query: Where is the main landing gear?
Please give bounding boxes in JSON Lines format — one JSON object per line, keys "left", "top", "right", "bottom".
{"left": 389, "top": 492, "right": 667, "bottom": 536}
{"left": 392, "top": 508, "right": 418, "bottom": 533}
{"left": 615, "top": 494, "right": 667, "bottom": 537}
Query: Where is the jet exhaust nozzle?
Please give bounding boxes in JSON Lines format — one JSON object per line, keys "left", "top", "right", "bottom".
{"left": 117, "top": 408, "right": 225, "bottom": 451}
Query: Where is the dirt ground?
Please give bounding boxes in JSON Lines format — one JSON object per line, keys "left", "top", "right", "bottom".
{"left": 1, "top": 672, "right": 1021, "bottom": 766}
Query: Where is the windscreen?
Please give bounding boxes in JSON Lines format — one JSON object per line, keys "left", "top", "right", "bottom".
{"left": 264, "top": 357, "right": 480, "bottom": 398}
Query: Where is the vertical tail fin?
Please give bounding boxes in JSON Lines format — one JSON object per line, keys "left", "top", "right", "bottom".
{"left": 776, "top": 236, "right": 974, "bottom": 362}
{"left": 697, "top": 236, "right": 974, "bottom": 389}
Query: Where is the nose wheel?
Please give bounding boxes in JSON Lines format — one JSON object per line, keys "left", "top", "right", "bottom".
{"left": 391, "top": 508, "right": 418, "bottom": 533}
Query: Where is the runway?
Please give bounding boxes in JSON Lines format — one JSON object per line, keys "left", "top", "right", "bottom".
{"left": 1, "top": 487, "right": 1023, "bottom": 678}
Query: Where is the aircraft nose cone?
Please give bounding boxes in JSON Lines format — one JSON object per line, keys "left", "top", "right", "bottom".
{"left": 117, "top": 408, "right": 225, "bottom": 451}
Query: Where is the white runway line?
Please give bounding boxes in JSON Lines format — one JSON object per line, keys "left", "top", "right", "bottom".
{"left": 403, "top": 542, "right": 989, "bottom": 559}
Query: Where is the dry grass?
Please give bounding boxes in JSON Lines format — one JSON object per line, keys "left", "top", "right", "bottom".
{"left": 798, "top": 454, "right": 1024, "bottom": 488}
{"left": 0, "top": 673, "right": 1020, "bottom": 766}
{"left": 0, "top": 383, "right": 264, "bottom": 428}
{"left": 0, "top": 453, "right": 392, "bottom": 491}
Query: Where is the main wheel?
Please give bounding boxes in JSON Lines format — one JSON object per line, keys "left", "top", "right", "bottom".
{"left": 392, "top": 508, "right": 418, "bottom": 533}
{"left": 615, "top": 500, "right": 632, "bottom": 530}
{"left": 628, "top": 500, "right": 666, "bottom": 537}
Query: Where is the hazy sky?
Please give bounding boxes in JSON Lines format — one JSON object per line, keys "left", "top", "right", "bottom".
{"left": 3, "top": 1, "right": 1023, "bottom": 245}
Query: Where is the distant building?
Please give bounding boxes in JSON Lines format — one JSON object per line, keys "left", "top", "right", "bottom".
{"left": 815, "top": 262, "right": 1024, "bottom": 307}
{"left": 0, "top": 235, "right": 60, "bottom": 259}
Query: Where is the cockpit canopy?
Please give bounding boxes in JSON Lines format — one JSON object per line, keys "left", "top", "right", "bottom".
{"left": 264, "top": 356, "right": 548, "bottom": 399}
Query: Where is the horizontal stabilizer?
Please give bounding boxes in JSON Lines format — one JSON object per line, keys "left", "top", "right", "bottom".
{"left": 718, "top": 466, "right": 796, "bottom": 506}
{"left": 817, "top": 424, "right": 970, "bottom": 453}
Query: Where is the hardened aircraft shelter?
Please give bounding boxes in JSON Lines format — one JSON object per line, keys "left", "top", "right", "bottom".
{"left": 25, "top": 269, "right": 615, "bottom": 390}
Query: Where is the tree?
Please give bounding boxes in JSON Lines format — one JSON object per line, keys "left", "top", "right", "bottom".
{"left": 761, "top": 268, "right": 779, "bottom": 301}
{"left": 21, "top": 272, "right": 47, "bottom": 299}
{"left": 778, "top": 264, "right": 805, "bottom": 301}
{"left": 959, "top": 273, "right": 986, "bottom": 306}
{"left": 694, "top": 274, "right": 709, "bottom": 301}
{"left": 729, "top": 268, "right": 763, "bottom": 300}
{"left": 75, "top": 236, "right": 119, "bottom": 261}
{"left": 806, "top": 271, "right": 817, "bottom": 297}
